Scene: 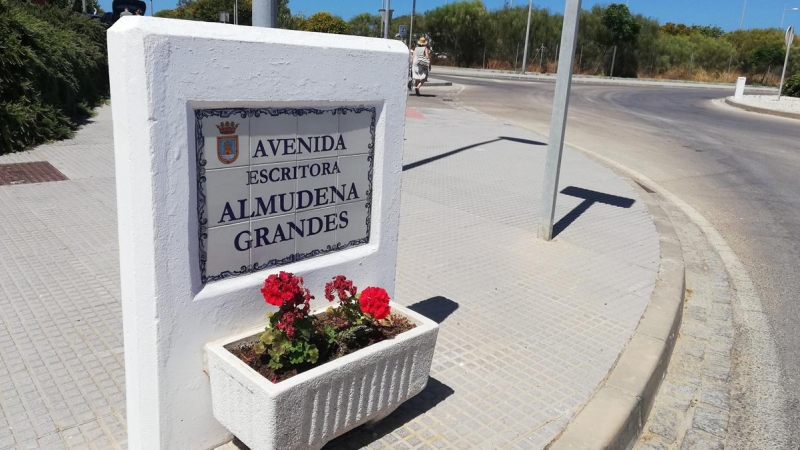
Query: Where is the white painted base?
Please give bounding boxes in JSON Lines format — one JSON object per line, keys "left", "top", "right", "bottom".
{"left": 735, "top": 77, "right": 747, "bottom": 99}
{"left": 205, "top": 302, "right": 439, "bottom": 450}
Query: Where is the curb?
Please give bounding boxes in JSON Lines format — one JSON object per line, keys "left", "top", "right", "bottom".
{"left": 425, "top": 80, "right": 453, "bottom": 87}
{"left": 434, "top": 67, "right": 777, "bottom": 92}
{"left": 548, "top": 184, "right": 686, "bottom": 450}
{"left": 724, "top": 97, "right": 800, "bottom": 120}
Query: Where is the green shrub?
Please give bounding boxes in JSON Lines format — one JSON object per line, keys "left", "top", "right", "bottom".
{"left": 0, "top": 0, "right": 108, "bottom": 154}
{"left": 782, "top": 73, "right": 800, "bottom": 98}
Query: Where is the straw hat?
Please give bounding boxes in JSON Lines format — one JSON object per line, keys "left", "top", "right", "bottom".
{"left": 417, "top": 36, "right": 427, "bottom": 46}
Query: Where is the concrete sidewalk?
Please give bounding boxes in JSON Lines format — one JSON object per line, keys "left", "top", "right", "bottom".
{"left": 0, "top": 102, "right": 671, "bottom": 449}
{"left": 724, "top": 95, "right": 800, "bottom": 120}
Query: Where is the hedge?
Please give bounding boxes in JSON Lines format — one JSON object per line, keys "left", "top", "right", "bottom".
{"left": 0, "top": 0, "right": 109, "bottom": 154}
{"left": 782, "top": 73, "right": 800, "bottom": 98}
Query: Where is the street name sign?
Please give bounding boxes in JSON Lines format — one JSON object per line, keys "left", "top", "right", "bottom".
{"left": 197, "top": 107, "right": 376, "bottom": 283}
{"left": 108, "top": 18, "right": 408, "bottom": 450}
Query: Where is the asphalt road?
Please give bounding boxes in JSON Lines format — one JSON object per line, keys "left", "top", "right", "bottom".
{"left": 420, "top": 75, "right": 800, "bottom": 446}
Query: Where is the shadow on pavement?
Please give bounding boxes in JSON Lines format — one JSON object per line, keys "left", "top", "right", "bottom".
{"left": 553, "top": 186, "right": 635, "bottom": 238}
{"left": 403, "top": 136, "right": 545, "bottom": 171}
{"left": 323, "top": 377, "right": 455, "bottom": 449}
{"left": 407, "top": 296, "right": 459, "bottom": 324}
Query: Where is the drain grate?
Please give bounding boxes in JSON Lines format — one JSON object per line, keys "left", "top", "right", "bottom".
{"left": 0, "top": 161, "right": 69, "bottom": 186}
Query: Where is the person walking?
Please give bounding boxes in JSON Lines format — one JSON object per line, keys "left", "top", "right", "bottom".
{"left": 411, "top": 36, "right": 431, "bottom": 96}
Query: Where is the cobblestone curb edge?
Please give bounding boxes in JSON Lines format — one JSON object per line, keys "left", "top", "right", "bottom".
{"left": 548, "top": 186, "right": 686, "bottom": 450}
{"left": 724, "top": 97, "right": 800, "bottom": 120}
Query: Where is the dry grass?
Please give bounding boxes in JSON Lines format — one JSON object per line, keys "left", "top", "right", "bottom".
{"left": 641, "top": 68, "right": 743, "bottom": 85}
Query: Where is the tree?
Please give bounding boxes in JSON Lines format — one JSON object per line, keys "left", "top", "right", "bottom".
{"left": 661, "top": 22, "right": 692, "bottom": 36}
{"left": 348, "top": 12, "right": 380, "bottom": 37}
{"left": 155, "top": 0, "right": 297, "bottom": 28}
{"left": 425, "top": 0, "right": 489, "bottom": 67}
{"left": 303, "top": 12, "right": 347, "bottom": 34}
{"left": 69, "top": 0, "right": 103, "bottom": 14}
{"left": 601, "top": 3, "right": 640, "bottom": 77}
{"left": 693, "top": 25, "right": 724, "bottom": 39}
{"left": 747, "top": 45, "right": 785, "bottom": 72}
{"left": 601, "top": 3, "right": 640, "bottom": 44}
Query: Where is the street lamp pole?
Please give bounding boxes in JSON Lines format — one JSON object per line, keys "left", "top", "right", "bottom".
{"left": 409, "top": 0, "right": 416, "bottom": 45}
{"left": 384, "top": 0, "right": 392, "bottom": 39}
{"left": 781, "top": 3, "right": 799, "bottom": 28}
{"left": 521, "top": 0, "right": 533, "bottom": 74}
{"left": 149, "top": 0, "right": 153, "bottom": 15}
{"left": 739, "top": 0, "right": 747, "bottom": 29}
{"left": 253, "top": 0, "right": 277, "bottom": 27}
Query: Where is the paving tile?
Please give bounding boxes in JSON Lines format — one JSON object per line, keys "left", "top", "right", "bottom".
{"left": 2, "top": 104, "right": 660, "bottom": 450}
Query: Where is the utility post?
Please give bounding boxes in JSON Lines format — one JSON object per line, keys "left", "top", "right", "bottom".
{"left": 409, "top": 0, "right": 416, "bottom": 46}
{"left": 610, "top": 45, "right": 617, "bottom": 77}
{"left": 521, "top": 0, "right": 533, "bottom": 73}
{"left": 252, "top": 0, "right": 277, "bottom": 27}
{"left": 384, "top": 0, "right": 392, "bottom": 39}
{"left": 538, "top": 0, "right": 582, "bottom": 241}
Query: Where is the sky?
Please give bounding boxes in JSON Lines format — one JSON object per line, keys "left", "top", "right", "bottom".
{"left": 113, "top": 0, "right": 800, "bottom": 31}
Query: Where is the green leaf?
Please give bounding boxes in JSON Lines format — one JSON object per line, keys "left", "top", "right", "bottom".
{"left": 252, "top": 341, "right": 265, "bottom": 354}
{"left": 324, "top": 325, "right": 337, "bottom": 344}
{"left": 307, "top": 345, "right": 319, "bottom": 364}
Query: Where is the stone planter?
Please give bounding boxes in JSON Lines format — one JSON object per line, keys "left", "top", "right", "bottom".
{"left": 205, "top": 302, "right": 439, "bottom": 450}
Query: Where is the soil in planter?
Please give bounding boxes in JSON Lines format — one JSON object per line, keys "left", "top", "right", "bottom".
{"left": 229, "top": 313, "right": 415, "bottom": 384}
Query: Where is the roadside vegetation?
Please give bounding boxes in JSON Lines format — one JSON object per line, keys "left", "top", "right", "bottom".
{"left": 387, "top": 1, "right": 798, "bottom": 86}
{"left": 157, "top": 0, "right": 798, "bottom": 87}
{"left": 0, "top": 0, "right": 108, "bottom": 154}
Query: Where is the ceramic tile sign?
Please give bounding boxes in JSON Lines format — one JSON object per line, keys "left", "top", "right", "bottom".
{"left": 196, "top": 107, "right": 375, "bottom": 283}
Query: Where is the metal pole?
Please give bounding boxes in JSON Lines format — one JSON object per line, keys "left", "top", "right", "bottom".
{"left": 578, "top": 45, "right": 583, "bottom": 71}
{"left": 515, "top": 42, "right": 520, "bottom": 71}
{"left": 483, "top": 46, "right": 487, "bottom": 68}
{"left": 739, "top": 0, "right": 747, "bottom": 29}
{"left": 149, "top": 0, "right": 152, "bottom": 15}
{"left": 539, "top": 0, "right": 582, "bottom": 241}
{"left": 384, "top": 0, "right": 392, "bottom": 39}
{"left": 521, "top": 0, "right": 533, "bottom": 73}
{"left": 778, "top": 28, "right": 793, "bottom": 100}
{"left": 409, "top": 0, "right": 416, "bottom": 46}
{"left": 521, "top": 0, "right": 534, "bottom": 73}
{"left": 728, "top": 53, "right": 733, "bottom": 73}
{"left": 252, "top": 0, "right": 277, "bottom": 27}
{"left": 234, "top": 0, "right": 238, "bottom": 24}
{"left": 82, "top": 0, "right": 86, "bottom": 13}
{"left": 610, "top": 45, "right": 617, "bottom": 77}
{"left": 778, "top": 47, "right": 791, "bottom": 100}
{"left": 782, "top": 4, "right": 787, "bottom": 28}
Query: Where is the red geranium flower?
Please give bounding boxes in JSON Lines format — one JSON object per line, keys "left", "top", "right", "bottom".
{"left": 359, "top": 287, "right": 391, "bottom": 320}
{"left": 324, "top": 275, "right": 357, "bottom": 303}
{"left": 261, "top": 271, "right": 312, "bottom": 309}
